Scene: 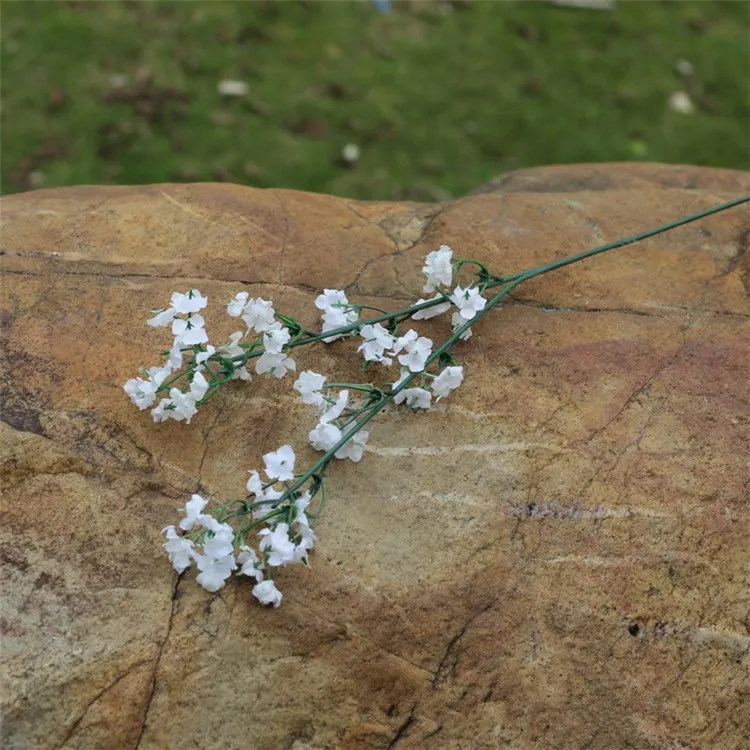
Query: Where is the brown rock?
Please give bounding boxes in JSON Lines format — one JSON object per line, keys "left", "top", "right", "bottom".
{"left": 1, "top": 164, "right": 749, "bottom": 750}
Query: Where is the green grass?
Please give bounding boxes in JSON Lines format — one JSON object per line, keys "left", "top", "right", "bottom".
{"left": 2, "top": 0, "right": 748, "bottom": 200}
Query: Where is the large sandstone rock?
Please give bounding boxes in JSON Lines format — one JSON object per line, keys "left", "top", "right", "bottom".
{"left": 1, "top": 163, "right": 749, "bottom": 750}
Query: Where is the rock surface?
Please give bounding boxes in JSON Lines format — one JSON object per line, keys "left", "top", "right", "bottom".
{"left": 1, "top": 163, "right": 749, "bottom": 750}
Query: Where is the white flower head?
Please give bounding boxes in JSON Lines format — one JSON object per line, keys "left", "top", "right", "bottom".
{"left": 294, "top": 371, "right": 327, "bottom": 407}
{"left": 315, "top": 289, "right": 349, "bottom": 312}
{"left": 151, "top": 387, "right": 198, "bottom": 423}
{"left": 450, "top": 286, "right": 486, "bottom": 321}
{"left": 180, "top": 494, "right": 208, "bottom": 531}
{"left": 432, "top": 366, "right": 464, "bottom": 399}
{"left": 227, "top": 291, "right": 249, "bottom": 318}
{"left": 220, "top": 331, "right": 245, "bottom": 358}
{"left": 202, "top": 521, "right": 235, "bottom": 559}
{"left": 255, "top": 351, "right": 296, "bottom": 379}
{"left": 392, "top": 329, "right": 432, "bottom": 373}
{"left": 263, "top": 322, "right": 291, "bottom": 354}
{"left": 451, "top": 311, "right": 472, "bottom": 340}
{"left": 171, "top": 289, "right": 208, "bottom": 315}
{"left": 411, "top": 295, "right": 452, "bottom": 321}
{"left": 148, "top": 308, "right": 176, "bottom": 327}
{"left": 309, "top": 421, "right": 342, "bottom": 452}
{"left": 238, "top": 545, "right": 264, "bottom": 582}
{"left": 358, "top": 323, "right": 395, "bottom": 364}
{"left": 259, "top": 522, "right": 296, "bottom": 566}
{"left": 334, "top": 429, "right": 369, "bottom": 462}
{"left": 319, "top": 389, "right": 349, "bottom": 424}
{"left": 394, "top": 387, "right": 432, "bottom": 410}
{"left": 252, "top": 579, "right": 282, "bottom": 607}
{"left": 241, "top": 298, "right": 276, "bottom": 333}
{"left": 172, "top": 314, "right": 209, "bottom": 346}
{"left": 162, "top": 525, "right": 194, "bottom": 573}
{"left": 263, "top": 445, "right": 296, "bottom": 482}
{"left": 422, "top": 245, "right": 453, "bottom": 293}
{"left": 195, "top": 552, "right": 236, "bottom": 592}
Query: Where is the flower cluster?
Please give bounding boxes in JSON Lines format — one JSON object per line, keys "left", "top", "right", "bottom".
{"left": 127, "top": 243, "right": 492, "bottom": 606}
{"left": 163, "top": 446, "right": 316, "bottom": 607}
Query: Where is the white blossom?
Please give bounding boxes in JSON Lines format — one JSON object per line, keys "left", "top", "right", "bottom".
{"left": 220, "top": 331, "right": 245, "bottom": 358}
{"left": 334, "top": 430, "right": 369, "bottom": 462}
{"left": 172, "top": 314, "right": 209, "bottom": 346}
{"left": 451, "top": 311, "right": 472, "bottom": 340}
{"left": 319, "top": 389, "right": 349, "bottom": 424}
{"left": 246, "top": 470, "right": 264, "bottom": 496}
{"left": 422, "top": 245, "right": 453, "bottom": 293}
{"left": 241, "top": 297, "right": 276, "bottom": 333}
{"left": 358, "top": 323, "right": 395, "bottom": 364}
{"left": 189, "top": 370, "right": 210, "bottom": 401}
{"left": 294, "top": 371, "right": 327, "bottom": 407}
{"left": 394, "top": 387, "right": 432, "bottom": 409}
{"left": 392, "top": 329, "right": 432, "bottom": 372}
{"left": 309, "top": 421, "right": 342, "bottom": 451}
{"left": 162, "top": 526, "right": 194, "bottom": 573}
{"left": 148, "top": 308, "right": 176, "bottom": 327}
{"left": 252, "top": 579, "right": 282, "bottom": 607}
{"left": 432, "top": 366, "right": 464, "bottom": 398}
{"left": 195, "top": 345, "right": 216, "bottom": 367}
{"left": 450, "top": 286, "right": 486, "bottom": 321}
{"left": 171, "top": 289, "right": 208, "bottom": 314}
{"left": 123, "top": 365, "right": 170, "bottom": 410}
{"left": 255, "top": 351, "right": 296, "bottom": 379}
{"left": 180, "top": 494, "right": 208, "bottom": 531}
{"left": 316, "top": 289, "right": 358, "bottom": 342}
{"left": 315, "top": 289, "right": 349, "bottom": 311}
{"left": 195, "top": 552, "right": 236, "bottom": 592}
{"left": 259, "top": 522, "right": 296, "bottom": 566}
{"left": 263, "top": 322, "right": 291, "bottom": 354}
{"left": 238, "top": 545, "right": 264, "bottom": 582}
{"left": 263, "top": 445, "right": 296, "bottom": 482}
{"left": 151, "top": 387, "right": 198, "bottom": 423}
{"left": 227, "top": 292, "right": 249, "bottom": 318}
{"left": 411, "top": 295, "right": 451, "bottom": 320}
{"left": 201, "top": 520, "right": 235, "bottom": 559}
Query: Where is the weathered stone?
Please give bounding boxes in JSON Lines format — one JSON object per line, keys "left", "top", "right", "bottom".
{"left": 1, "top": 164, "right": 748, "bottom": 750}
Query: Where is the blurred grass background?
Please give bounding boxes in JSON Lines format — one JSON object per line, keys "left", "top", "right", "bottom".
{"left": 2, "top": 0, "right": 748, "bottom": 200}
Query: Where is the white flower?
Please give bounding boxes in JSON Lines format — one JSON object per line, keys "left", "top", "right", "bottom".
{"left": 319, "top": 389, "right": 349, "bottom": 424}
{"left": 195, "top": 345, "right": 216, "bottom": 367}
{"left": 195, "top": 552, "right": 236, "bottom": 592}
{"left": 220, "top": 331, "right": 245, "bottom": 358}
{"left": 334, "top": 430, "right": 369, "bottom": 462}
{"left": 309, "top": 421, "right": 342, "bottom": 451}
{"left": 392, "top": 330, "right": 432, "bottom": 372}
{"left": 315, "top": 289, "right": 349, "bottom": 311}
{"left": 451, "top": 311, "right": 472, "bottom": 340}
{"left": 227, "top": 292, "right": 249, "bottom": 318}
{"left": 263, "top": 445, "right": 296, "bottom": 482}
{"left": 411, "top": 295, "right": 451, "bottom": 320}
{"left": 252, "top": 579, "right": 282, "bottom": 607}
{"left": 246, "top": 469, "right": 264, "bottom": 496}
{"left": 147, "top": 308, "right": 176, "bottom": 327}
{"left": 172, "top": 314, "right": 209, "bottom": 346}
{"left": 162, "top": 526, "right": 194, "bottom": 573}
{"left": 450, "top": 286, "right": 486, "bottom": 321}
{"left": 422, "top": 245, "right": 453, "bottom": 293}
{"left": 171, "top": 289, "right": 207, "bottom": 314}
{"left": 238, "top": 546, "right": 264, "bottom": 582}
{"left": 255, "top": 351, "right": 296, "bottom": 379}
{"left": 432, "top": 366, "right": 464, "bottom": 398}
{"left": 263, "top": 322, "right": 291, "bottom": 354}
{"left": 316, "top": 289, "right": 358, "bottom": 341}
{"left": 358, "top": 323, "right": 395, "bottom": 364}
{"left": 392, "top": 368, "right": 412, "bottom": 390}
{"left": 123, "top": 365, "right": 170, "bottom": 410}
{"left": 394, "top": 387, "right": 432, "bottom": 409}
{"left": 189, "top": 370, "right": 210, "bottom": 401}
{"left": 293, "top": 494, "right": 316, "bottom": 560}
{"left": 167, "top": 345, "right": 183, "bottom": 370}
{"left": 151, "top": 387, "right": 198, "bottom": 423}
{"left": 259, "top": 522, "right": 296, "bottom": 566}
{"left": 294, "top": 371, "right": 327, "bottom": 407}
{"left": 180, "top": 494, "right": 208, "bottom": 531}
{"left": 202, "top": 521, "right": 235, "bottom": 559}
{"left": 241, "top": 298, "right": 276, "bottom": 333}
